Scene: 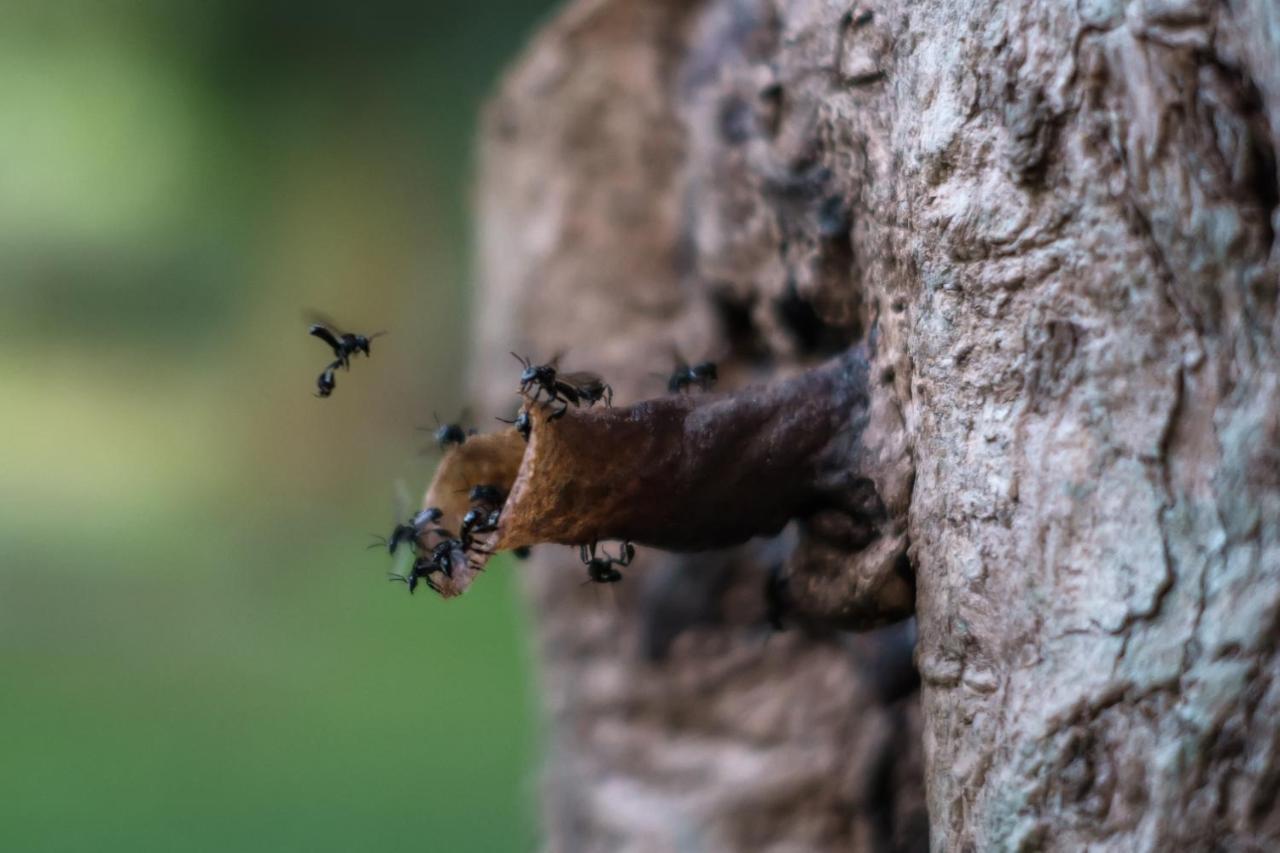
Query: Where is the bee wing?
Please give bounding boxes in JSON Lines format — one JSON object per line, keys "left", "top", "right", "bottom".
{"left": 669, "top": 345, "right": 689, "bottom": 371}
{"left": 557, "top": 370, "right": 604, "bottom": 388}
{"left": 548, "top": 348, "right": 568, "bottom": 369}
{"left": 308, "top": 324, "right": 343, "bottom": 352}
{"left": 303, "top": 309, "right": 348, "bottom": 336}
{"left": 393, "top": 479, "right": 412, "bottom": 522}
{"left": 431, "top": 407, "right": 472, "bottom": 433}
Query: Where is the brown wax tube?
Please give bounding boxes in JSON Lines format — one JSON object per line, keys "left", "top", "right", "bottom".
{"left": 496, "top": 351, "right": 870, "bottom": 551}
{"left": 424, "top": 348, "right": 875, "bottom": 594}
{"left": 422, "top": 351, "right": 872, "bottom": 597}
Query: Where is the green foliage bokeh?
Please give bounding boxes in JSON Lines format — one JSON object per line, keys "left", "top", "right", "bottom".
{"left": 0, "top": 2, "right": 556, "bottom": 850}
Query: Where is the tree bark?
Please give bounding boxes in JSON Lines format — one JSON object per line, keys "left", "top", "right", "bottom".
{"left": 470, "top": 0, "right": 1280, "bottom": 849}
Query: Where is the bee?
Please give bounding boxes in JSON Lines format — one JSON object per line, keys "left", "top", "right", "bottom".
{"left": 467, "top": 484, "right": 506, "bottom": 509}
{"left": 308, "top": 316, "right": 386, "bottom": 369}
{"left": 389, "top": 552, "right": 448, "bottom": 595}
{"left": 419, "top": 411, "right": 475, "bottom": 452}
{"left": 460, "top": 507, "right": 501, "bottom": 549}
{"left": 369, "top": 507, "right": 447, "bottom": 556}
{"left": 496, "top": 409, "right": 532, "bottom": 442}
{"left": 667, "top": 358, "right": 717, "bottom": 394}
{"left": 579, "top": 541, "right": 635, "bottom": 584}
{"left": 389, "top": 538, "right": 466, "bottom": 594}
{"left": 511, "top": 352, "right": 612, "bottom": 420}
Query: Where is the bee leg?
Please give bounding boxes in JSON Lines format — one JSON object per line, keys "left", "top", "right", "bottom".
{"left": 616, "top": 542, "right": 635, "bottom": 566}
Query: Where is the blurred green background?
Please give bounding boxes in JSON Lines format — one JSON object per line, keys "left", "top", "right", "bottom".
{"left": 0, "top": 2, "right": 557, "bottom": 850}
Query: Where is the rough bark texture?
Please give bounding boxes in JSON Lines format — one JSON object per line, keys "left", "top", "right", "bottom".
{"left": 470, "top": 0, "right": 1280, "bottom": 849}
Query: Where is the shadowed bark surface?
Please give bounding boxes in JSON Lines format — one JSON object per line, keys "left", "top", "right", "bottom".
{"left": 469, "top": 0, "right": 1279, "bottom": 849}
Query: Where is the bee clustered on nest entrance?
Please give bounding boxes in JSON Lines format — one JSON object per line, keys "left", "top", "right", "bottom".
{"left": 406, "top": 348, "right": 913, "bottom": 628}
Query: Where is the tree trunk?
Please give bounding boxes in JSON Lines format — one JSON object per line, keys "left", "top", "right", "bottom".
{"left": 470, "top": 0, "right": 1280, "bottom": 849}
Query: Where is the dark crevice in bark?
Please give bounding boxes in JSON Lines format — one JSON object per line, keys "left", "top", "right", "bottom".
{"left": 1200, "top": 54, "right": 1279, "bottom": 253}
{"left": 773, "top": 279, "right": 857, "bottom": 356}
{"left": 710, "top": 289, "right": 773, "bottom": 365}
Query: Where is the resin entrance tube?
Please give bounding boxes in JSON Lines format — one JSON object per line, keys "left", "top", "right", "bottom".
{"left": 422, "top": 351, "right": 871, "bottom": 596}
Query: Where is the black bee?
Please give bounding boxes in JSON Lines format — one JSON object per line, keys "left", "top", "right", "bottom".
{"left": 579, "top": 541, "right": 635, "bottom": 584}
{"left": 370, "top": 507, "right": 446, "bottom": 556}
{"left": 315, "top": 359, "right": 341, "bottom": 398}
{"left": 389, "top": 554, "right": 445, "bottom": 595}
{"left": 587, "top": 560, "right": 623, "bottom": 584}
{"left": 497, "top": 409, "right": 532, "bottom": 442}
{"left": 667, "top": 358, "right": 717, "bottom": 394}
{"left": 435, "top": 423, "right": 467, "bottom": 449}
{"left": 574, "top": 379, "right": 613, "bottom": 408}
{"left": 467, "top": 484, "right": 506, "bottom": 508}
{"left": 426, "top": 538, "right": 466, "bottom": 578}
{"left": 511, "top": 352, "right": 613, "bottom": 419}
{"left": 419, "top": 411, "right": 474, "bottom": 451}
{"left": 308, "top": 318, "right": 385, "bottom": 369}
{"left": 460, "top": 507, "right": 501, "bottom": 549}
{"left": 392, "top": 538, "right": 465, "bottom": 592}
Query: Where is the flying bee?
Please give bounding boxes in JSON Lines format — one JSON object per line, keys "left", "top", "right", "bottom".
{"left": 667, "top": 358, "right": 717, "bottom": 394}
{"left": 307, "top": 314, "right": 386, "bottom": 370}
{"left": 579, "top": 541, "right": 635, "bottom": 584}
{"left": 496, "top": 409, "right": 532, "bottom": 442}
{"left": 511, "top": 352, "right": 613, "bottom": 420}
